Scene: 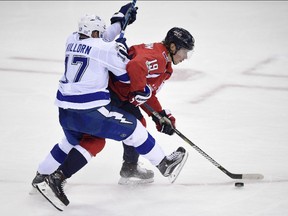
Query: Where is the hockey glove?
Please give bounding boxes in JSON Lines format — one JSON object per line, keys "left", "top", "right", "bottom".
{"left": 110, "top": 3, "right": 138, "bottom": 28}
{"left": 115, "top": 37, "right": 131, "bottom": 60}
{"left": 129, "top": 85, "right": 152, "bottom": 107}
{"left": 152, "top": 109, "right": 176, "bottom": 135}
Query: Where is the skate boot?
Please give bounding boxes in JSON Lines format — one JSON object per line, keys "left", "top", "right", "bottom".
{"left": 118, "top": 161, "right": 154, "bottom": 185}
{"left": 32, "top": 172, "right": 48, "bottom": 188}
{"left": 45, "top": 169, "right": 69, "bottom": 206}
{"left": 157, "top": 147, "right": 188, "bottom": 183}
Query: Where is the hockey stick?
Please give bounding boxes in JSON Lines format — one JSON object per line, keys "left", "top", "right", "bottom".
{"left": 119, "top": 0, "right": 137, "bottom": 39}
{"left": 143, "top": 103, "right": 264, "bottom": 180}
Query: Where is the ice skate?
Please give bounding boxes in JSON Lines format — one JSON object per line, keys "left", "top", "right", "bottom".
{"left": 45, "top": 169, "right": 69, "bottom": 206}
{"left": 118, "top": 161, "right": 154, "bottom": 185}
{"left": 157, "top": 147, "right": 188, "bottom": 183}
{"left": 35, "top": 169, "right": 69, "bottom": 211}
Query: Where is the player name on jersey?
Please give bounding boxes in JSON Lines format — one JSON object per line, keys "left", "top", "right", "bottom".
{"left": 66, "top": 43, "right": 92, "bottom": 55}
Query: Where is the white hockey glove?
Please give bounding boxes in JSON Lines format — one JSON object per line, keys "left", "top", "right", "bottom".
{"left": 115, "top": 37, "right": 130, "bottom": 61}
{"left": 129, "top": 85, "right": 152, "bottom": 107}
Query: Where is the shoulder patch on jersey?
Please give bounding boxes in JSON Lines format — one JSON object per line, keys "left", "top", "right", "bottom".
{"left": 144, "top": 43, "right": 154, "bottom": 49}
{"left": 162, "top": 51, "right": 169, "bottom": 62}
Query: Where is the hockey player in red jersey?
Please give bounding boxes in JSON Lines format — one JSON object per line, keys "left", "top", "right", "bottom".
{"left": 82, "top": 27, "right": 195, "bottom": 184}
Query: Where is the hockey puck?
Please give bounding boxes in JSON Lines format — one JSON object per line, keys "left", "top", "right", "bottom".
{"left": 235, "top": 182, "right": 244, "bottom": 187}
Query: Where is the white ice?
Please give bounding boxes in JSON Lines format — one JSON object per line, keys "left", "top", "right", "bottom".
{"left": 0, "top": 1, "right": 288, "bottom": 215}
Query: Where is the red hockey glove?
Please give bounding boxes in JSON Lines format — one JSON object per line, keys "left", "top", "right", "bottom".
{"left": 152, "top": 109, "right": 176, "bottom": 135}
{"left": 129, "top": 85, "right": 152, "bottom": 107}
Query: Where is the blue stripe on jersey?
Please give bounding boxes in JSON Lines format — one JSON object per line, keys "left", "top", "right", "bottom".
{"left": 109, "top": 70, "right": 130, "bottom": 83}
{"left": 115, "top": 73, "right": 130, "bottom": 83}
{"left": 135, "top": 133, "right": 155, "bottom": 155}
{"left": 50, "top": 144, "right": 67, "bottom": 164}
{"left": 57, "top": 90, "right": 110, "bottom": 103}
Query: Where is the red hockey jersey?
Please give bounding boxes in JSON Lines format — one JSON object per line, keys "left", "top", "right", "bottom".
{"left": 109, "top": 42, "right": 173, "bottom": 115}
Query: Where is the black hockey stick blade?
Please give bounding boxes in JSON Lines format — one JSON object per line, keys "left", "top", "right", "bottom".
{"left": 219, "top": 165, "right": 264, "bottom": 180}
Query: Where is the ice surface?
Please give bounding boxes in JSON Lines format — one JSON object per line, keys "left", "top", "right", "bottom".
{"left": 0, "top": 1, "right": 288, "bottom": 215}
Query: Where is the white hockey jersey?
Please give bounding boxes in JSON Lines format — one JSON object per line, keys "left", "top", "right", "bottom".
{"left": 54, "top": 33, "right": 130, "bottom": 110}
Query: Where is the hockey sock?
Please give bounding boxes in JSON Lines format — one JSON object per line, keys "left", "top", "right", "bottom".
{"left": 135, "top": 133, "right": 165, "bottom": 166}
{"left": 37, "top": 143, "right": 67, "bottom": 174}
{"left": 51, "top": 143, "right": 68, "bottom": 164}
{"left": 122, "top": 143, "right": 139, "bottom": 164}
{"left": 58, "top": 148, "right": 88, "bottom": 178}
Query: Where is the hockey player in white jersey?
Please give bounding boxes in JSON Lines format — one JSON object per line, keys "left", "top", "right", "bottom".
{"left": 32, "top": 2, "right": 154, "bottom": 187}
{"left": 33, "top": 3, "right": 188, "bottom": 210}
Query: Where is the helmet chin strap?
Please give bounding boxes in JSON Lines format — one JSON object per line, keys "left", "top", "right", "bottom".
{"left": 169, "top": 48, "right": 178, "bottom": 65}
{"left": 170, "top": 53, "right": 175, "bottom": 64}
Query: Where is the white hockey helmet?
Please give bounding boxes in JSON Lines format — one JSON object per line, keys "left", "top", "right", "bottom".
{"left": 78, "top": 14, "right": 106, "bottom": 38}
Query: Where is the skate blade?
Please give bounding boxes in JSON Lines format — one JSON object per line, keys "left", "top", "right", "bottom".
{"left": 118, "top": 177, "right": 154, "bottom": 185}
{"left": 35, "top": 182, "right": 65, "bottom": 211}
{"left": 168, "top": 151, "right": 189, "bottom": 184}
